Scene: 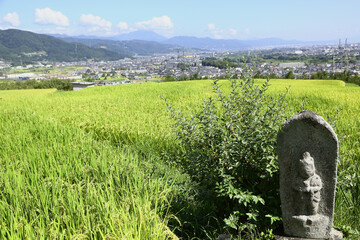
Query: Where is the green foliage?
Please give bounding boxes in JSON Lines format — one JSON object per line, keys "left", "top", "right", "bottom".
{"left": 0, "top": 79, "right": 73, "bottom": 91}
{"left": 310, "top": 70, "right": 360, "bottom": 85}
{"left": 0, "top": 29, "right": 127, "bottom": 64}
{"left": 165, "top": 73, "right": 294, "bottom": 236}
{"left": 227, "top": 51, "right": 334, "bottom": 64}
{"left": 336, "top": 225, "right": 359, "bottom": 239}
{"left": 284, "top": 70, "right": 295, "bottom": 79}
{"left": 0, "top": 100, "right": 177, "bottom": 239}
{"left": 164, "top": 75, "right": 175, "bottom": 81}
{"left": 177, "top": 62, "right": 190, "bottom": 71}
{"left": 1, "top": 79, "right": 360, "bottom": 238}
{"left": 254, "top": 68, "right": 360, "bottom": 86}
{"left": 189, "top": 72, "right": 200, "bottom": 80}
{"left": 202, "top": 58, "right": 239, "bottom": 69}
{"left": 63, "top": 38, "right": 177, "bottom": 56}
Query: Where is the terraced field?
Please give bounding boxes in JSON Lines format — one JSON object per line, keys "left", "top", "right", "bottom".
{"left": 0, "top": 79, "right": 359, "bottom": 238}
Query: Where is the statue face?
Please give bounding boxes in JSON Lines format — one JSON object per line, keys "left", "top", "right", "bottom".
{"left": 298, "top": 152, "right": 315, "bottom": 178}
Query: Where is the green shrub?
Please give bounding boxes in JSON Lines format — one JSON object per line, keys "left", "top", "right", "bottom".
{"left": 0, "top": 79, "right": 73, "bottom": 91}
{"left": 165, "top": 72, "right": 297, "bottom": 237}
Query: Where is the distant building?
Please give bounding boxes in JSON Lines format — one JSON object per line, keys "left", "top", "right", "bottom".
{"left": 279, "top": 62, "right": 305, "bottom": 69}
{"left": 71, "top": 81, "right": 95, "bottom": 91}
{"left": 7, "top": 73, "right": 38, "bottom": 80}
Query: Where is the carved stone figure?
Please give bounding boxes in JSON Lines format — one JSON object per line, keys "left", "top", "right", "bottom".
{"left": 293, "top": 152, "right": 322, "bottom": 216}
{"left": 277, "top": 111, "right": 339, "bottom": 239}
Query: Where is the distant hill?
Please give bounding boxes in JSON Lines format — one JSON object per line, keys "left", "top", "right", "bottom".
{"left": 59, "top": 37, "right": 179, "bottom": 55}
{"left": 55, "top": 31, "right": 326, "bottom": 51}
{"left": 51, "top": 30, "right": 167, "bottom": 42}
{"left": 48, "top": 30, "right": 335, "bottom": 56}
{"left": 164, "top": 36, "right": 311, "bottom": 50}
{"left": 0, "top": 29, "right": 128, "bottom": 64}
{"left": 110, "top": 30, "right": 168, "bottom": 42}
{"left": 164, "top": 36, "right": 248, "bottom": 50}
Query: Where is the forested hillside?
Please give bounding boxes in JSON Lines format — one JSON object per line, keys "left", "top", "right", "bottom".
{"left": 59, "top": 37, "right": 179, "bottom": 55}
{"left": 0, "top": 29, "right": 128, "bottom": 64}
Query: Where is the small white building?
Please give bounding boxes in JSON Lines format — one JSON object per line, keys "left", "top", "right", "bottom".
{"left": 279, "top": 62, "right": 305, "bottom": 69}
{"left": 7, "top": 73, "right": 38, "bottom": 80}
{"left": 71, "top": 81, "right": 95, "bottom": 91}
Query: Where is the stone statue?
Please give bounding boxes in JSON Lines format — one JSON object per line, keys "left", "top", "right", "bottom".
{"left": 277, "top": 111, "right": 340, "bottom": 239}
{"left": 293, "top": 152, "right": 322, "bottom": 216}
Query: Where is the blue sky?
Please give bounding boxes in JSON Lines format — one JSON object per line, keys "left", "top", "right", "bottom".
{"left": 0, "top": 0, "right": 359, "bottom": 42}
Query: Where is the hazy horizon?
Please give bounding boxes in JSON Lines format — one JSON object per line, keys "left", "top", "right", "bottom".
{"left": 0, "top": 0, "right": 359, "bottom": 42}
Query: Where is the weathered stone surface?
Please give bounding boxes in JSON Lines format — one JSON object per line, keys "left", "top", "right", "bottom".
{"left": 218, "top": 234, "right": 231, "bottom": 240}
{"left": 277, "top": 111, "right": 338, "bottom": 239}
{"left": 274, "top": 228, "right": 343, "bottom": 240}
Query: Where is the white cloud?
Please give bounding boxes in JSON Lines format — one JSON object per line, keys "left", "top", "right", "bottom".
{"left": 117, "top": 21, "right": 129, "bottom": 31}
{"left": 208, "top": 24, "right": 216, "bottom": 31}
{"left": 243, "top": 28, "right": 251, "bottom": 35}
{"left": 229, "top": 28, "right": 237, "bottom": 36}
{"left": 34, "top": 8, "right": 69, "bottom": 26}
{"left": 207, "top": 23, "right": 238, "bottom": 39}
{"left": 3, "top": 12, "right": 20, "bottom": 26}
{"left": 135, "top": 16, "right": 173, "bottom": 34}
{"left": 73, "top": 15, "right": 173, "bottom": 37}
{"left": 79, "top": 14, "right": 114, "bottom": 36}
{"left": 80, "top": 14, "right": 112, "bottom": 29}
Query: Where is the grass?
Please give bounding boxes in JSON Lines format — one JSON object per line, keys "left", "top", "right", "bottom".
{"left": 0, "top": 79, "right": 359, "bottom": 238}
{"left": 0, "top": 90, "right": 178, "bottom": 239}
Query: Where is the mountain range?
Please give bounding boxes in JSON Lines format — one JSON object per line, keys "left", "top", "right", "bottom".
{"left": 0, "top": 29, "right": 129, "bottom": 64}
{"left": 53, "top": 30, "right": 331, "bottom": 51}
{"left": 59, "top": 37, "right": 179, "bottom": 56}
{"left": 0, "top": 28, "right": 335, "bottom": 65}
{"left": 50, "top": 30, "right": 168, "bottom": 42}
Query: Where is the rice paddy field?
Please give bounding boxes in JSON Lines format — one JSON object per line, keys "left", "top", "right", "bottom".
{"left": 5, "top": 66, "right": 85, "bottom": 75}
{"left": 0, "top": 79, "right": 359, "bottom": 239}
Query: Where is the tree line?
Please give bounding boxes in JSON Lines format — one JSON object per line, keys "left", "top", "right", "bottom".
{"left": 202, "top": 58, "right": 239, "bottom": 69}
{"left": 254, "top": 70, "right": 360, "bottom": 85}
{"left": 0, "top": 79, "right": 73, "bottom": 91}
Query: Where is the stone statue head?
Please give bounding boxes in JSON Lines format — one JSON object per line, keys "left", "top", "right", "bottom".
{"left": 298, "top": 152, "right": 315, "bottom": 179}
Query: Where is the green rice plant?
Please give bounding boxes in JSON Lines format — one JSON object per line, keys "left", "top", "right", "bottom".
{"left": 0, "top": 78, "right": 359, "bottom": 238}
{"left": 0, "top": 101, "right": 178, "bottom": 239}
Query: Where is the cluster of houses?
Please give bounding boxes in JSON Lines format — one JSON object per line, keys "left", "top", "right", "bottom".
{"left": 70, "top": 43, "right": 360, "bottom": 81}
{"left": 73, "top": 54, "right": 242, "bottom": 80}
{"left": 1, "top": 43, "right": 360, "bottom": 86}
